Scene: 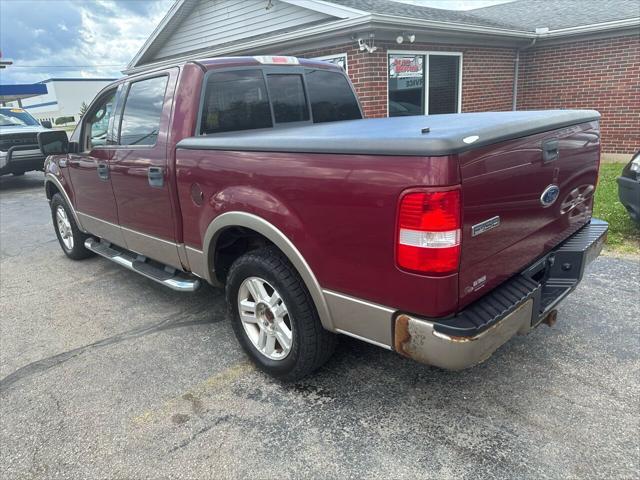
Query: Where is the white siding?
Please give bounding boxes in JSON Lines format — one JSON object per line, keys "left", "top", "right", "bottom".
{"left": 153, "top": 0, "right": 332, "bottom": 60}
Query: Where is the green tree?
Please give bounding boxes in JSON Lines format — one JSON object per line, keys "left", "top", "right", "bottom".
{"left": 79, "top": 101, "right": 88, "bottom": 119}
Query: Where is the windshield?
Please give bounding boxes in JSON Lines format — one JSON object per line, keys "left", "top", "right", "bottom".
{"left": 0, "top": 108, "right": 40, "bottom": 127}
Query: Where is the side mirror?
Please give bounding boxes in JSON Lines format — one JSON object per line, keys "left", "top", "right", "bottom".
{"left": 38, "top": 130, "right": 69, "bottom": 156}
{"left": 41, "top": 120, "right": 53, "bottom": 129}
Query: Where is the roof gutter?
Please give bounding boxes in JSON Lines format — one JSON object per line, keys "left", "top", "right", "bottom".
{"left": 542, "top": 17, "right": 640, "bottom": 38}
{"left": 368, "top": 13, "right": 535, "bottom": 38}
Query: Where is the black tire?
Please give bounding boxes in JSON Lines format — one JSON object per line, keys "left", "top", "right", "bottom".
{"left": 226, "top": 246, "right": 336, "bottom": 381}
{"left": 50, "top": 193, "right": 94, "bottom": 260}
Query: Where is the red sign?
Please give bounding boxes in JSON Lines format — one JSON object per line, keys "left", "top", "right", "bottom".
{"left": 389, "top": 55, "right": 423, "bottom": 79}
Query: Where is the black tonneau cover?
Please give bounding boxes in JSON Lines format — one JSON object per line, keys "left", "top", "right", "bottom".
{"left": 178, "top": 110, "right": 600, "bottom": 157}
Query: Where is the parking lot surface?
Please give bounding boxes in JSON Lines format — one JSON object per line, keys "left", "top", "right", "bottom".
{"left": 1, "top": 172, "right": 639, "bottom": 479}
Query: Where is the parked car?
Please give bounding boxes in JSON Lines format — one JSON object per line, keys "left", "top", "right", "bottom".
{"left": 0, "top": 107, "right": 52, "bottom": 176}
{"left": 617, "top": 150, "right": 640, "bottom": 225}
{"left": 38, "top": 56, "right": 608, "bottom": 380}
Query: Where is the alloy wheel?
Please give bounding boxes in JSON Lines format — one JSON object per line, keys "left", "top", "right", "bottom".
{"left": 56, "top": 206, "right": 74, "bottom": 250}
{"left": 237, "top": 276, "right": 293, "bottom": 360}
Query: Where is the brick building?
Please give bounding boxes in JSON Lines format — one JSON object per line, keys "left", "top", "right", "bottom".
{"left": 126, "top": 0, "right": 640, "bottom": 159}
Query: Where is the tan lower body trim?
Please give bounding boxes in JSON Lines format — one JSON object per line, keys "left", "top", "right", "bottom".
{"left": 323, "top": 289, "right": 395, "bottom": 348}
{"left": 77, "top": 212, "right": 186, "bottom": 272}
{"left": 185, "top": 246, "right": 208, "bottom": 280}
{"left": 77, "top": 212, "right": 127, "bottom": 247}
{"left": 120, "top": 225, "right": 183, "bottom": 270}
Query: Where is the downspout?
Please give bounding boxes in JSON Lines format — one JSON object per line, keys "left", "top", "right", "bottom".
{"left": 513, "top": 37, "right": 537, "bottom": 110}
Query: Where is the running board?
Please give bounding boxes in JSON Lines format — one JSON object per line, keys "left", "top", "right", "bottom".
{"left": 84, "top": 238, "right": 200, "bottom": 292}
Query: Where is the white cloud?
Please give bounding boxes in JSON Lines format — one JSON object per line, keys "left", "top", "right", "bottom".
{"left": 0, "top": 0, "right": 173, "bottom": 84}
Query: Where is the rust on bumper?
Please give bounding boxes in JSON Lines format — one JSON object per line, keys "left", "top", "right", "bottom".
{"left": 394, "top": 299, "right": 535, "bottom": 370}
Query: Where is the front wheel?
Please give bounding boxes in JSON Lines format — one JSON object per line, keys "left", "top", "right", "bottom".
{"left": 50, "top": 193, "right": 94, "bottom": 260}
{"left": 226, "top": 247, "right": 336, "bottom": 381}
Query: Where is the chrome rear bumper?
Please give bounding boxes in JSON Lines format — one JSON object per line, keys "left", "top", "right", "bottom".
{"left": 394, "top": 300, "right": 534, "bottom": 370}
{"left": 392, "top": 219, "right": 608, "bottom": 370}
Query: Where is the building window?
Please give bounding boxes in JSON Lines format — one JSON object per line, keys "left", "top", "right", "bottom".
{"left": 312, "top": 53, "right": 348, "bottom": 72}
{"left": 388, "top": 52, "right": 461, "bottom": 117}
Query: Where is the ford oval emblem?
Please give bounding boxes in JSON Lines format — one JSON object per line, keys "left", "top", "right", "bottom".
{"left": 540, "top": 184, "right": 560, "bottom": 207}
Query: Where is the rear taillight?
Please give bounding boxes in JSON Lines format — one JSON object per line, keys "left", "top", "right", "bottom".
{"left": 396, "top": 188, "right": 461, "bottom": 275}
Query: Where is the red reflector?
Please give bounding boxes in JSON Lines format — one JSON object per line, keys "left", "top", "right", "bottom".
{"left": 396, "top": 189, "right": 461, "bottom": 275}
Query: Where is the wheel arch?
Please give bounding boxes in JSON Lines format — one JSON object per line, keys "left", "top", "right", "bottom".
{"left": 44, "top": 173, "right": 86, "bottom": 232}
{"left": 202, "top": 211, "right": 334, "bottom": 332}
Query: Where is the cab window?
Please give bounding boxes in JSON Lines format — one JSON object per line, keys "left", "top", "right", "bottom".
{"left": 266, "top": 74, "right": 309, "bottom": 123}
{"left": 200, "top": 70, "right": 272, "bottom": 135}
{"left": 304, "top": 69, "right": 362, "bottom": 123}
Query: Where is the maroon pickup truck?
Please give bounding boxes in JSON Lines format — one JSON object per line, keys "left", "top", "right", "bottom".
{"left": 38, "top": 56, "right": 607, "bottom": 380}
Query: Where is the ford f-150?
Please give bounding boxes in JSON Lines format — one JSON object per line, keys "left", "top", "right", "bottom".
{"left": 38, "top": 56, "right": 608, "bottom": 380}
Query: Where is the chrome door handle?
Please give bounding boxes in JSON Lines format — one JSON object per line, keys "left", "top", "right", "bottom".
{"left": 542, "top": 139, "right": 559, "bottom": 163}
{"left": 97, "top": 162, "right": 109, "bottom": 181}
{"left": 148, "top": 166, "right": 164, "bottom": 188}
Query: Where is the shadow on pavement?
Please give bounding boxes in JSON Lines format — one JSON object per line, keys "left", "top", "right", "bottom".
{"left": 0, "top": 171, "right": 45, "bottom": 193}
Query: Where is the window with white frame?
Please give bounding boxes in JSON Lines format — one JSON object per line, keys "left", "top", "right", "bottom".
{"left": 312, "top": 53, "right": 348, "bottom": 72}
{"left": 388, "top": 51, "right": 462, "bottom": 116}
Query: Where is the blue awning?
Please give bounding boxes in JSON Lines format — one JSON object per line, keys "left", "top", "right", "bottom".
{"left": 0, "top": 83, "right": 48, "bottom": 103}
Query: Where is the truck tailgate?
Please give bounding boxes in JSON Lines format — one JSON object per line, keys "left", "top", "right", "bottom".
{"left": 458, "top": 120, "right": 600, "bottom": 308}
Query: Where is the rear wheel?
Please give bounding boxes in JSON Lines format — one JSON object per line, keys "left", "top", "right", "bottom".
{"left": 50, "top": 193, "right": 93, "bottom": 260}
{"left": 226, "top": 247, "right": 335, "bottom": 381}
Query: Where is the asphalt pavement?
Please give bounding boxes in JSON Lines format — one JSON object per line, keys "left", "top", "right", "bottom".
{"left": 1, "top": 172, "right": 639, "bottom": 479}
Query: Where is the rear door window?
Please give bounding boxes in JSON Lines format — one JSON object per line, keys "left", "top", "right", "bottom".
{"left": 119, "top": 76, "right": 168, "bottom": 146}
{"left": 200, "top": 70, "right": 272, "bottom": 134}
{"left": 305, "top": 69, "right": 362, "bottom": 123}
{"left": 266, "top": 74, "right": 309, "bottom": 124}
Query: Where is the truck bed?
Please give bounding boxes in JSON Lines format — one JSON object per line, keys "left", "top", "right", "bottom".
{"left": 176, "top": 109, "right": 601, "bottom": 321}
{"left": 178, "top": 110, "right": 600, "bottom": 157}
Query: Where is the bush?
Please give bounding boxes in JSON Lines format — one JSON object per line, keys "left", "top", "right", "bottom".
{"left": 55, "top": 116, "right": 75, "bottom": 125}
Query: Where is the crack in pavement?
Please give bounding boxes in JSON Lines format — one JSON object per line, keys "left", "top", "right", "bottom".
{"left": 168, "top": 415, "right": 232, "bottom": 454}
{"left": 0, "top": 306, "right": 223, "bottom": 394}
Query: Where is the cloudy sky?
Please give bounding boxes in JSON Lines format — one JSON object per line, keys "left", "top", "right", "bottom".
{"left": 0, "top": 0, "right": 510, "bottom": 85}
{"left": 0, "top": 0, "right": 174, "bottom": 84}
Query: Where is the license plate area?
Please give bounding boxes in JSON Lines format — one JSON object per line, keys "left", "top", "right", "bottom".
{"left": 432, "top": 220, "right": 608, "bottom": 338}
{"left": 523, "top": 219, "right": 608, "bottom": 322}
